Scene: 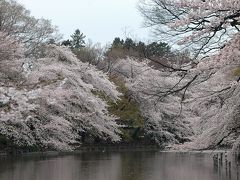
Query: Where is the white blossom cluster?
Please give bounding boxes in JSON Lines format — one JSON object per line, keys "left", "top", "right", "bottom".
{"left": 112, "top": 55, "right": 240, "bottom": 151}
{"left": 0, "top": 41, "right": 121, "bottom": 151}
{"left": 112, "top": 58, "right": 194, "bottom": 148}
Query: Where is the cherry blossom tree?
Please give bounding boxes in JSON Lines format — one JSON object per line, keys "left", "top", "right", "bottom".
{"left": 0, "top": 0, "right": 61, "bottom": 57}
{"left": 0, "top": 44, "right": 121, "bottom": 151}
{"left": 110, "top": 58, "right": 194, "bottom": 148}
{"left": 138, "top": 0, "right": 240, "bottom": 112}
{"left": 139, "top": 0, "right": 240, "bottom": 58}
{"left": 0, "top": 31, "right": 23, "bottom": 61}
{"left": 138, "top": 0, "right": 240, "bottom": 151}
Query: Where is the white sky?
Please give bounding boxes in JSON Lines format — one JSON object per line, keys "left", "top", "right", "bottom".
{"left": 18, "top": 0, "right": 152, "bottom": 45}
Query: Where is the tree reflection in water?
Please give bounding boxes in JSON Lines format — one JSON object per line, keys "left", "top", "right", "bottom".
{"left": 0, "top": 151, "right": 240, "bottom": 180}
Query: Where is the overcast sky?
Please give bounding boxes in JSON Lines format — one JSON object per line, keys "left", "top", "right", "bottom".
{"left": 19, "top": 0, "right": 152, "bottom": 45}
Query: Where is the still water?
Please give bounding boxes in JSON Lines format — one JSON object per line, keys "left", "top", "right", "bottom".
{"left": 0, "top": 151, "right": 239, "bottom": 180}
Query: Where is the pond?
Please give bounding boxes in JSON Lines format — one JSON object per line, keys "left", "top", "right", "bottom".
{"left": 0, "top": 151, "right": 239, "bottom": 180}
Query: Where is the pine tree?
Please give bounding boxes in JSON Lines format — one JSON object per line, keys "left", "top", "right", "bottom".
{"left": 70, "top": 29, "right": 86, "bottom": 49}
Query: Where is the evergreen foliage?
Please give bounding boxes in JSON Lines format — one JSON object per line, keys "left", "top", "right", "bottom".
{"left": 61, "top": 29, "right": 86, "bottom": 50}
{"left": 93, "top": 77, "right": 145, "bottom": 143}
{"left": 70, "top": 29, "right": 86, "bottom": 49}
{"left": 107, "top": 37, "right": 171, "bottom": 59}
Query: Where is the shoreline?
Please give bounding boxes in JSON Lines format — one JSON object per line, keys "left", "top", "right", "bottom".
{"left": 0, "top": 145, "right": 232, "bottom": 158}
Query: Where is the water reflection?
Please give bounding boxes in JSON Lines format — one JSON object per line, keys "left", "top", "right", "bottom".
{"left": 212, "top": 151, "right": 240, "bottom": 180}
{"left": 0, "top": 151, "right": 240, "bottom": 180}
